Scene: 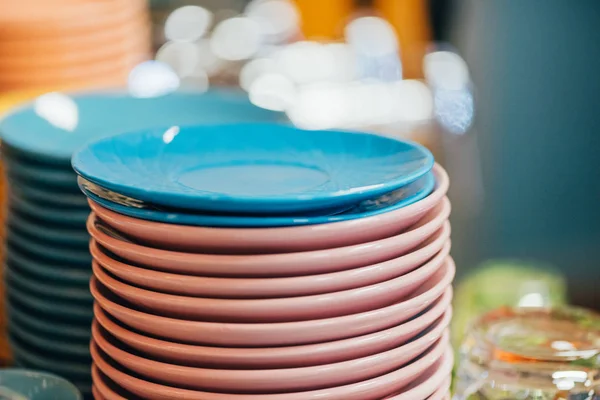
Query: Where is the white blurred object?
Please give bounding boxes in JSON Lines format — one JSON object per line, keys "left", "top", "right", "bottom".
{"left": 194, "top": 39, "right": 224, "bottom": 76}
{"left": 240, "top": 58, "right": 278, "bottom": 91}
{"left": 34, "top": 92, "right": 79, "bottom": 132}
{"left": 164, "top": 5, "right": 213, "bottom": 42}
{"left": 245, "top": 0, "right": 300, "bottom": 44}
{"left": 391, "top": 80, "right": 434, "bottom": 122}
{"left": 275, "top": 41, "right": 337, "bottom": 84}
{"left": 326, "top": 43, "right": 358, "bottom": 82}
{"left": 211, "top": 17, "right": 262, "bottom": 61}
{"left": 287, "top": 82, "right": 349, "bottom": 129}
{"left": 434, "top": 88, "right": 474, "bottom": 135}
{"left": 155, "top": 41, "right": 200, "bottom": 77}
{"left": 249, "top": 73, "right": 296, "bottom": 111}
{"left": 179, "top": 69, "right": 210, "bottom": 93}
{"left": 128, "top": 61, "right": 180, "bottom": 98}
{"left": 424, "top": 51, "right": 470, "bottom": 91}
{"left": 345, "top": 17, "right": 398, "bottom": 58}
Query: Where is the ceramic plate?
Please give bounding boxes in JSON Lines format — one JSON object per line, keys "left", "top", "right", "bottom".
{"left": 79, "top": 172, "right": 434, "bottom": 227}
{"left": 0, "top": 90, "right": 281, "bottom": 163}
{"left": 92, "top": 295, "right": 452, "bottom": 369}
{"left": 9, "top": 320, "right": 91, "bottom": 359}
{"left": 86, "top": 199, "right": 450, "bottom": 277}
{"left": 89, "top": 224, "right": 449, "bottom": 298}
{"left": 9, "top": 193, "right": 90, "bottom": 226}
{"left": 91, "top": 241, "right": 449, "bottom": 322}
{"left": 91, "top": 319, "right": 449, "bottom": 393}
{"left": 6, "top": 281, "right": 93, "bottom": 322}
{"left": 7, "top": 211, "right": 90, "bottom": 246}
{"left": 90, "top": 260, "right": 454, "bottom": 347}
{"left": 9, "top": 335, "right": 92, "bottom": 380}
{"left": 86, "top": 164, "right": 449, "bottom": 254}
{"left": 91, "top": 333, "right": 448, "bottom": 400}
{"left": 9, "top": 179, "right": 89, "bottom": 207}
{"left": 383, "top": 349, "right": 453, "bottom": 399}
{"left": 5, "top": 265, "right": 92, "bottom": 302}
{"left": 0, "top": 369, "right": 82, "bottom": 400}
{"left": 6, "top": 232, "right": 92, "bottom": 264}
{"left": 72, "top": 124, "right": 434, "bottom": 213}
{"left": 5, "top": 159, "right": 79, "bottom": 188}
{"left": 7, "top": 301, "right": 91, "bottom": 341}
{"left": 5, "top": 246, "right": 91, "bottom": 284}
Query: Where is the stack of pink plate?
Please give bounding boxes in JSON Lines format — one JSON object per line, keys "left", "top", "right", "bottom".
{"left": 0, "top": 0, "right": 150, "bottom": 92}
{"left": 74, "top": 126, "right": 454, "bottom": 399}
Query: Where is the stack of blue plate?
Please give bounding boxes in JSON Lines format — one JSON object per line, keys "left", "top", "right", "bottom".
{"left": 1, "top": 144, "right": 94, "bottom": 397}
{"left": 0, "top": 89, "right": 281, "bottom": 399}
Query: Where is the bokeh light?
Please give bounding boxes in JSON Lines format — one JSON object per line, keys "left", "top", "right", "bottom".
{"left": 34, "top": 92, "right": 79, "bottom": 132}
{"left": 210, "top": 17, "right": 262, "bottom": 61}
{"left": 155, "top": 41, "right": 200, "bottom": 77}
{"left": 424, "top": 50, "right": 470, "bottom": 91}
{"left": 164, "top": 5, "right": 213, "bottom": 42}
{"left": 239, "top": 58, "right": 278, "bottom": 91}
{"left": 128, "top": 60, "right": 179, "bottom": 98}
{"left": 345, "top": 17, "right": 398, "bottom": 58}
{"left": 248, "top": 73, "right": 296, "bottom": 111}
{"left": 245, "top": 0, "right": 299, "bottom": 44}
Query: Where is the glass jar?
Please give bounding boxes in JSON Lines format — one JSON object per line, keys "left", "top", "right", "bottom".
{"left": 454, "top": 306, "right": 600, "bottom": 400}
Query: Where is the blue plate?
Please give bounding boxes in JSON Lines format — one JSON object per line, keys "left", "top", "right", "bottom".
{"left": 9, "top": 180, "right": 89, "bottom": 207}
{"left": 7, "top": 211, "right": 90, "bottom": 246}
{"left": 9, "top": 335, "right": 91, "bottom": 381}
{"left": 5, "top": 159, "right": 79, "bottom": 188}
{"left": 8, "top": 320, "right": 91, "bottom": 359}
{"left": 0, "top": 369, "right": 82, "bottom": 400}
{"left": 5, "top": 265, "right": 92, "bottom": 303}
{"left": 5, "top": 246, "right": 92, "bottom": 284}
{"left": 7, "top": 301, "right": 91, "bottom": 341}
{"left": 6, "top": 231, "right": 92, "bottom": 265}
{"left": 72, "top": 124, "right": 434, "bottom": 214}
{"left": 0, "top": 90, "right": 282, "bottom": 162}
{"left": 6, "top": 282, "right": 93, "bottom": 322}
{"left": 80, "top": 172, "right": 435, "bottom": 227}
{"left": 9, "top": 193, "right": 90, "bottom": 226}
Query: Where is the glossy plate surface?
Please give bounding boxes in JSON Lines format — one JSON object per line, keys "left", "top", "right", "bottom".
{"left": 0, "top": 90, "right": 281, "bottom": 161}
{"left": 0, "top": 369, "right": 82, "bottom": 400}
{"left": 87, "top": 164, "right": 449, "bottom": 254}
{"left": 89, "top": 259, "right": 454, "bottom": 347}
{"left": 79, "top": 172, "right": 434, "bottom": 227}
{"left": 72, "top": 124, "right": 434, "bottom": 213}
{"left": 90, "top": 334, "right": 448, "bottom": 400}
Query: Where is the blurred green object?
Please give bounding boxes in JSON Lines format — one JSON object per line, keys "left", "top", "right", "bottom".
{"left": 450, "top": 260, "right": 568, "bottom": 393}
{"left": 452, "top": 259, "right": 568, "bottom": 351}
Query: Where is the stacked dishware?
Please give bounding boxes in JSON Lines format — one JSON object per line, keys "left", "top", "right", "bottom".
{"left": 0, "top": 368, "right": 82, "bottom": 399}
{"left": 0, "top": 142, "right": 93, "bottom": 397}
{"left": 72, "top": 123, "right": 454, "bottom": 399}
{"left": 0, "top": 0, "right": 150, "bottom": 91}
{"left": 0, "top": 91, "right": 282, "bottom": 398}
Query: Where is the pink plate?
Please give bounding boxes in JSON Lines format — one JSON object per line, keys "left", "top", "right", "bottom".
{"left": 89, "top": 222, "right": 449, "bottom": 299}
{"left": 428, "top": 377, "right": 452, "bottom": 400}
{"left": 91, "top": 316, "right": 450, "bottom": 393}
{"left": 91, "top": 332, "right": 449, "bottom": 400}
{"left": 89, "top": 164, "right": 449, "bottom": 254}
{"left": 92, "top": 240, "right": 450, "bottom": 322}
{"left": 93, "top": 296, "right": 452, "bottom": 369}
{"left": 87, "top": 198, "right": 450, "bottom": 277}
{"left": 383, "top": 348, "right": 453, "bottom": 399}
{"left": 92, "top": 385, "right": 105, "bottom": 400}
{"left": 90, "top": 257, "right": 454, "bottom": 347}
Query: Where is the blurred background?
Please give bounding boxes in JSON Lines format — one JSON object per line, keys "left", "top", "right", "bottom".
{"left": 1, "top": 0, "right": 599, "bottom": 364}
